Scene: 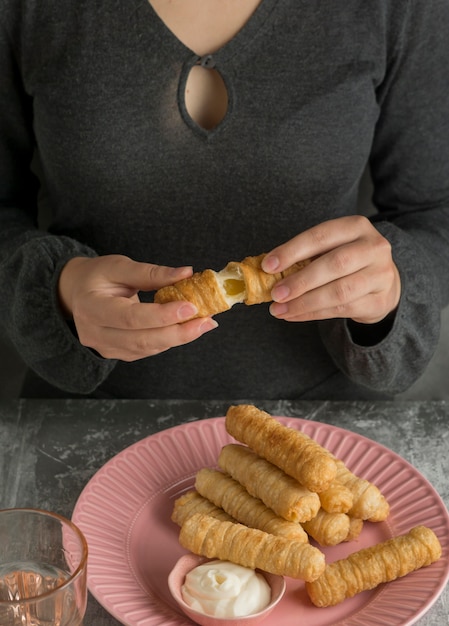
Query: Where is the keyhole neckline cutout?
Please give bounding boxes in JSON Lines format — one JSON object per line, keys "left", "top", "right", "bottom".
{"left": 144, "top": 0, "right": 281, "bottom": 136}
{"left": 178, "top": 56, "right": 232, "bottom": 137}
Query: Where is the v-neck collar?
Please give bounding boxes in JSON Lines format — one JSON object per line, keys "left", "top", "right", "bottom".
{"left": 141, "top": 0, "right": 281, "bottom": 63}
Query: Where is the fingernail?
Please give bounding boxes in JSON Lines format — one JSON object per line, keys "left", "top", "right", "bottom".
{"left": 200, "top": 318, "right": 218, "bottom": 333}
{"left": 262, "top": 255, "right": 280, "bottom": 272}
{"left": 272, "top": 284, "right": 290, "bottom": 302}
{"left": 270, "top": 302, "right": 288, "bottom": 316}
{"left": 178, "top": 303, "right": 198, "bottom": 320}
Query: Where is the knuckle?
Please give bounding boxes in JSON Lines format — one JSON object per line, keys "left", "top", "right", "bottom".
{"left": 132, "top": 330, "right": 174, "bottom": 357}
{"left": 376, "top": 235, "right": 393, "bottom": 258}
{"left": 334, "top": 302, "right": 349, "bottom": 316}
{"left": 112, "top": 253, "right": 131, "bottom": 267}
{"left": 310, "top": 224, "right": 330, "bottom": 249}
{"left": 365, "top": 226, "right": 392, "bottom": 259}
{"left": 291, "top": 295, "right": 309, "bottom": 317}
{"left": 292, "top": 273, "right": 309, "bottom": 296}
{"left": 330, "top": 250, "right": 351, "bottom": 274}
{"left": 352, "top": 214, "right": 369, "bottom": 231}
{"left": 144, "top": 263, "right": 160, "bottom": 282}
{"left": 133, "top": 334, "right": 154, "bottom": 357}
{"left": 333, "top": 279, "right": 352, "bottom": 304}
{"left": 104, "top": 254, "right": 129, "bottom": 276}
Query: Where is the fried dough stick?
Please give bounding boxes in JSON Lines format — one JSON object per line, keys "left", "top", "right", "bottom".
{"left": 319, "top": 480, "right": 354, "bottom": 514}
{"left": 225, "top": 405, "right": 337, "bottom": 493}
{"left": 179, "top": 513, "right": 325, "bottom": 581}
{"left": 171, "top": 490, "right": 234, "bottom": 526}
{"left": 218, "top": 444, "right": 320, "bottom": 522}
{"left": 155, "top": 269, "right": 230, "bottom": 318}
{"left": 306, "top": 525, "right": 442, "bottom": 607}
{"left": 334, "top": 459, "right": 390, "bottom": 521}
{"left": 302, "top": 509, "right": 351, "bottom": 546}
{"left": 154, "top": 254, "right": 310, "bottom": 318}
{"left": 345, "top": 517, "right": 364, "bottom": 542}
{"left": 195, "top": 468, "right": 308, "bottom": 542}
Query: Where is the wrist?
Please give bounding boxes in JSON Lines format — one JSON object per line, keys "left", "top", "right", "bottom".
{"left": 57, "top": 256, "right": 90, "bottom": 318}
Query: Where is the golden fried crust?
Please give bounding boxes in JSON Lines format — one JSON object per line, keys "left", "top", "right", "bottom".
{"left": 319, "top": 480, "right": 354, "bottom": 514}
{"left": 154, "top": 269, "right": 230, "bottom": 317}
{"left": 306, "top": 525, "right": 442, "bottom": 607}
{"left": 195, "top": 468, "right": 308, "bottom": 542}
{"left": 225, "top": 404, "right": 337, "bottom": 493}
{"left": 218, "top": 443, "right": 320, "bottom": 523}
{"left": 223, "top": 255, "right": 273, "bottom": 305}
{"left": 171, "top": 490, "right": 234, "bottom": 526}
{"left": 154, "top": 253, "right": 311, "bottom": 316}
{"left": 334, "top": 459, "right": 390, "bottom": 521}
{"left": 239, "top": 254, "right": 311, "bottom": 305}
{"left": 179, "top": 513, "right": 325, "bottom": 581}
{"left": 302, "top": 509, "right": 351, "bottom": 546}
{"left": 344, "top": 517, "right": 364, "bottom": 542}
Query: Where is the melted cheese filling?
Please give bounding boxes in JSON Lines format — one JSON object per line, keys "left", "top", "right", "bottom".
{"left": 216, "top": 267, "right": 246, "bottom": 305}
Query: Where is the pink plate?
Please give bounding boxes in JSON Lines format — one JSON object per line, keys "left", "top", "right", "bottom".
{"left": 72, "top": 416, "right": 449, "bottom": 626}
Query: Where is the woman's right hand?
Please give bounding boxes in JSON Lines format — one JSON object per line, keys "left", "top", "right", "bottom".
{"left": 57, "top": 255, "right": 218, "bottom": 361}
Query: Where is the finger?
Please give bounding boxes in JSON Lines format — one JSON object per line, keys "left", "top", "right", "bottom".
{"left": 77, "top": 296, "right": 199, "bottom": 330}
{"left": 270, "top": 270, "right": 385, "bottom": 320}
{"left": 77, "top": 317, "right": 218, "bottom": 361}
{"left": 101, "top": 255, "right": 193, "bottom": 291}
{"left": 271, "top": 240, "right": 372, "bottom": 303}
{"left": 276, "top": 293, "right": 393, "bottom": 324}
{"left": 262, "top": 216, "right": 373, "bottom": 273}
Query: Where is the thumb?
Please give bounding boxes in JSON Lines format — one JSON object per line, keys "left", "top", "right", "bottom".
{"left": 108, "top": 256, "right": 194, "bottom": 291}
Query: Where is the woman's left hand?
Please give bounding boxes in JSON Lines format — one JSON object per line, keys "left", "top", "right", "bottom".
{"left": 262, "top": 215, "right": 401, "bottom": 324}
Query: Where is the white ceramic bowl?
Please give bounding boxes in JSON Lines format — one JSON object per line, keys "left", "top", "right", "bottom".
{"left": 168, "top": 554, "right": 286, "bottom": 626}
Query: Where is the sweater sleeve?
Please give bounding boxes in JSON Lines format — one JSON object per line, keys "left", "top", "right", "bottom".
{"left": 0, "top": 15, "right": 116, "bottom": 394}
{"left": 319, "top": 0, "right": 449, "bottom": 395}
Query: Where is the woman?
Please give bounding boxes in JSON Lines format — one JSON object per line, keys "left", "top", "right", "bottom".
{"left": 1, "top": 0, "right": 448, "bottom": 399}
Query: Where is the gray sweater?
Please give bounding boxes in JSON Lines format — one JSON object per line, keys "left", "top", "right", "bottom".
{"left": 1, "top": 0, "right": 449, "bottom": 399}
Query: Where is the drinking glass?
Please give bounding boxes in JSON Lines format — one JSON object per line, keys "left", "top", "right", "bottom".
{"left": 0, "top": 508, "right": 88, "bottom": 626}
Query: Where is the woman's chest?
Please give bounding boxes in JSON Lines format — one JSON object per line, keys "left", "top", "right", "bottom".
{"left": 26, "top": 1, "right": 385, "bottom": 217}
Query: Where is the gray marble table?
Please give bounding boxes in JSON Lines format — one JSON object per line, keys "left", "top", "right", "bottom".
{"left": 0, "top": 399, "right": 448, "bottom": 625}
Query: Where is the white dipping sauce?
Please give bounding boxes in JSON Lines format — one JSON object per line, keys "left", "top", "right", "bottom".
{"left": 181, "top": 560, "right": 271, "bottom": 618}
